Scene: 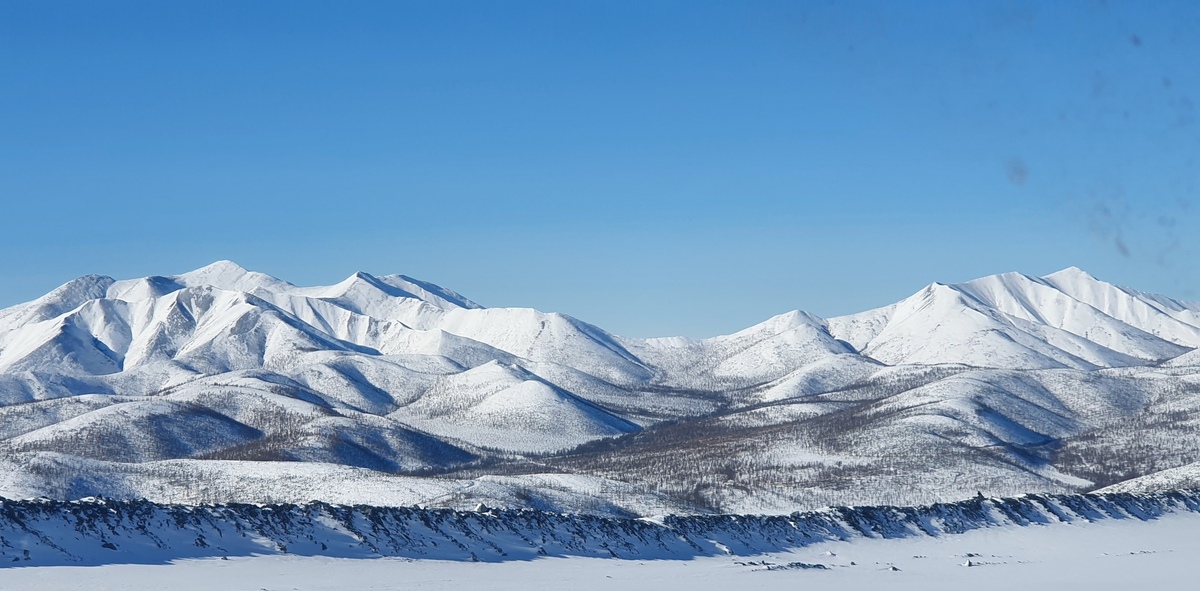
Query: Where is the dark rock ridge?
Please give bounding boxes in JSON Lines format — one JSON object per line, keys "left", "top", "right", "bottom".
{"left": 1, "top": 490, "right": 1197, "bottom": 566}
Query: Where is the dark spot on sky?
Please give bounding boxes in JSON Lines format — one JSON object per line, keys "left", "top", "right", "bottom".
{"left": 1115, "top": 237, "right": 1130, "bottom": 257}
{"left": 1087, "top": 198, "right": 1137, "bottom": 260}
{"left": 1004, "top": 158, "right": 1029, "bottom": 186}
{"left": 1163, "top": 77, "right": 1173, "bottom": 89}
{"left": 1130, "top": 34, "right": 1142, "bottom": 47}
{"left": 1159, "top": 215, "right": 1177, "bottom": 228}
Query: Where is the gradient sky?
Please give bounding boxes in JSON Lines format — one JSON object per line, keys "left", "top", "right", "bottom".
{"left": 2, "top": 1, "right": 1198, "bottom": 337}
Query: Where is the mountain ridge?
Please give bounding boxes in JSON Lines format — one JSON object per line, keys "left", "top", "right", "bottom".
{"left": 0, "top": 261, "right": 1198, "bottom": 515}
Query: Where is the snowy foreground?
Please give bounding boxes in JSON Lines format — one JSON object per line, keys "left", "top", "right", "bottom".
{"left": 4, "top": 502, "right": 1200, "bottom": 591}
{"left": 0, "top": 491, "right": 1198, "bottom": 589}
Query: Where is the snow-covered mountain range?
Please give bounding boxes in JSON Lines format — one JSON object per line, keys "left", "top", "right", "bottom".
{"left": 1, "top": 261, "right": 1198, "bottom": 514}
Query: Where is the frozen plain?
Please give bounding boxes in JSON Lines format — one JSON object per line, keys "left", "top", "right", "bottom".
{"left": 4, "top": 510, "right": 1198, "bottom": 591}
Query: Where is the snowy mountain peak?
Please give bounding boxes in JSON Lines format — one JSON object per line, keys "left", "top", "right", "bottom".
{"left": 179, "top": 259, "right": 249, "bottom": 281}
{"left": 161, "top": 262, "right": 484, "bottom": 314}
{"left": 0, "top": 274, "right": 116, "bottom": 332}
{"left": 175, "top": 260, "right": 293, "bottom": 293}
{"left": 1043, "top": 266, "right": 1098, "bottom": 283}
{"left": 828, "top": 267, "right": 1200, "bottom": 369}
{"left": 41, "top": 274, "right": 117, "bottom": 309}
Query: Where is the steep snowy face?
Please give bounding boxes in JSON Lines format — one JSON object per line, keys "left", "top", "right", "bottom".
{"left": 956, "top": 272, "right": 1195, "bottom": 358}
{"left": 828, "top": 268, "right": 1198, "bottom": 369}
{"left": 1040, "top": 267, "right": 1200, "bottom": 347}
{"left": 0, "top": 274, "right": 116, "bottom": 335}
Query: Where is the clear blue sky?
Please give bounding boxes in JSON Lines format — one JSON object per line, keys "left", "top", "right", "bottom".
{"left": 2, "top": 1, "right": 1197, "bottom": 337}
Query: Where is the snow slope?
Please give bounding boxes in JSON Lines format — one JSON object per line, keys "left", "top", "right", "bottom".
{"left": 1099, "top": 462, "right": 1200, "bottom": 493}
{"left": 827, "top": 270, "right": 1199, "bottom": 369}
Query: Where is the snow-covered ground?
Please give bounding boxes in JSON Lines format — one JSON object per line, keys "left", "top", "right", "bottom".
{"left": 4, "top": 510, "right": 1197, "bottom": 590}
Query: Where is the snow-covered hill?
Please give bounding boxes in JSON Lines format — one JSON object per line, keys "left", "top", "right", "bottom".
{"left": 826, "top": 269, "right": 1200, "bottom": 369}
{"left": 1099, "top": 462, "right": 1200, "bottom": 494}
{"left": 0, "top": 262, "right": 1198, "bottom": 513}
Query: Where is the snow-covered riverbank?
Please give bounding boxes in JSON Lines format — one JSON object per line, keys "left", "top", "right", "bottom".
{"left": 4, "top": 507, "right": 1200, "bottom": 590}
{"left": 0, "top": 491, "right": 1197, "bottom": 566}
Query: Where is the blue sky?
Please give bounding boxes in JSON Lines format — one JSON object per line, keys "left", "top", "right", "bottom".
{"left": 2, "top": 1, "right": 1198, "bottom": 337}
